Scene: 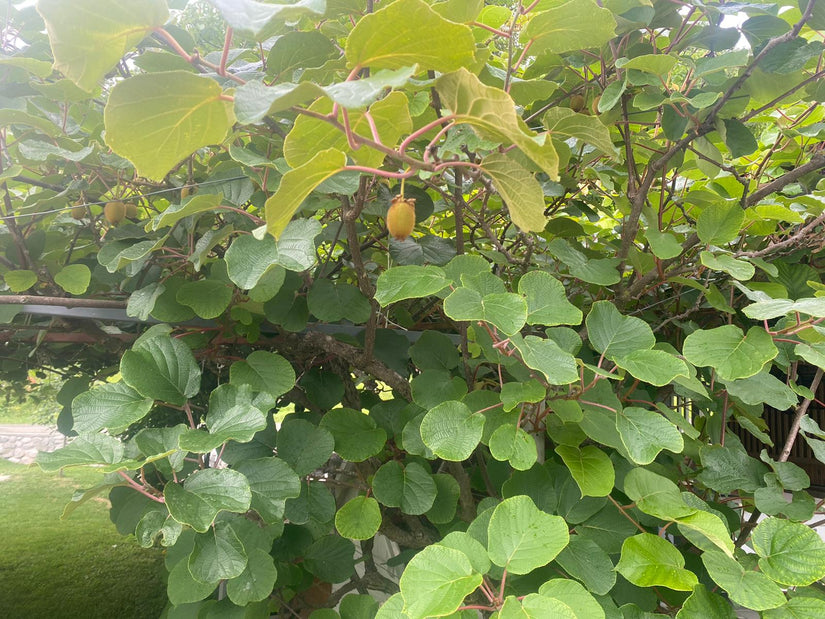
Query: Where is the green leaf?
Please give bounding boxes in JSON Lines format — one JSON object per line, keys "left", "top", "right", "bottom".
{"left": 335, "top": 495, "right": 382, "bottom": 540}
{"left": 234, "top": 457, "right": 300, "bottom": 523}
{"left": 225, "top": 234, "right": 279, "bottom": 290}
{"left": 308, "top": 279, "right": 371, "bottom": 325}
{"left": 702, "top": 549, "right": 786, "bottom": 611}
{"left": 499, "top": 595, "right": 577, "bottom": 619}
{"left": 372, "top": 460, "right": 437, "bottom": 515}
{"left": 319, "top": 407, "right": 387, "bottom": 462}
{"left": 500, "top": 379, "right": 546, "bottom": 412}
{"left": 267, "top": 30, "right": 336, "bottom": 76}
{"left": 374, "top": 265, "right": 449, "bottom": 305}
{"left": 265, "top": 148, "right": 346, "bottom": 238}
{"left": 4, "top": 269, "right": 37, "bottom": 292}
{"left": 276, "top": 418, "right": 334, "bottom": 476}
{"left": 346, "top": 0, "right": 475, "bottom": 73}
{"left": 209, "top": 0, "right": 325, "bottom": 38}
{"left": 722, "top": 118, "right": 758, "bottom": 158}
{"left": 481, "top": 152, "right": 547, "bottom": 233}
{"left": 518, "top": 270, "right": 582, "bottom": 327}
{"left": 37, "top": 0, "right": 168, "bottom": 92}
{"left": 104, "top": 72, "right": 233, "bottom": 182}
{"left": 178, "top": 384, "right": 267, "bottom": 453}
{"left": 623, "top": 467, "right": 694, "bottom": 520}
{"left": 682, "top": 325, "right": 777, "bottom": 381}
{"left": 276, "top": 218, "right": 321, "bottom": 272}
{"left": 399, "top": 545, "right": 482, "bottom": 619}
{"left": 176, "top": 279, "right": 233, "bottom": 319}
{"left": 511, "top": 335, "right": 580, "bottom": 385}
{"left": 617, "top": 407, "right": 684, "bottom": 465}
{"left": 71, "top": 381, "right": 153, "bottom": 434}
{"left": 411, "top": 370, "right": 467, "bottom": 409}
{"left": 54, "top": 264, "right": 91, "bottom": 295}
{"left": 436, "top": 68, "right": 559, "bottom": 179}
{"left": 763, "top": 597, "right": 825, "bottom": 619}
{"left": 646, "top": 228, "right": 682, "bottom": 260}
{"left": 698, "top": 444, "right": 769, "bottom": 493}
{"left": 489, "top": 423, "right": 538, "bottom": 471}
{"left": 36, "top": 433, "right": 124, "bottom": 472}
{"left": 699, "top": 251, "right": 755, "bottom": 281}
{"left": 426, "top": 475, "right": 461, "bottom": 524}
{"left": 226, "top": 548, "right": 278, "bottom": 606}
{"left": 523, "top": 0, "right": 617, "bottom": 54}
{"left": 444, "top": 288, "right": 527, "bottom": 336}
{"left": 752, "top": 517, "right": 825, "bottom": 586}
{"left": 120, "top": 332, "right": 201, "bottom": 406}
{"left": 676, "top": 584, "right": 735, "bottom": 619}
{"left": 614, "top": 349, "right": 690, "bottom": 386}
{"left": 553, "top": 538, "right": 617, "bottom": 596}
{"left": 538, "top": 578, "right": 607, "bottom": 617}
{"left": 230, "top": 350, "right": 295, "bottom": 399}
{"left": 189, "top": 522, "right": 247, "bottom": 584}
{"left": 744, "top": 297, "right": 825, "bottom": 320}
{"left": 487, "top": 495, "right": 569, "bottom": 574}
{"left": 304, "top": 535, "right": 355, "bottom": 583}
{"left": 420, "top": 401, "right": 483, "bottom": 461}
{"left": 164, "top": 468, "right": 252, "bottom": 532}
{"left": 409, "top": 330, "right": 460, "bottom": 371}
{"left": 724, "top": 370, "right": 798, "bottom": 410}
{"left": 543, "top": 107, "right": 618, "bottom": 157}
{"left": 555, "top": 445, "right": 615, "bottom": 497}
{"left": 617, "top": 54, "right": 677, "bottom": 75}
{"left": 167, "top": 558, "right": 217, "bottom": 605}
{"left": 547, "top": 239, "right": 621, "bottom": 285}
{"left": 696, "top": 201, "right": 745, "bottom": 245}
{"left": 147, "top": 194, "right": 223, "bottom": 232}
{"left": 616, "top": 533, "right": 698, "bottom": 591}
{"left": 586, "top": 301, "right": 655, "bottom": 360}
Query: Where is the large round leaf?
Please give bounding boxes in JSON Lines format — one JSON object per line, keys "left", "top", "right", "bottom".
{"left": 335, "top": 495, "right": 382, "bottom": 540}
{"left": 420, "top": 400, "right": 483, "bottom": 461}
{"left": 372, "top": 460, "right": 437, "bottom": 515}
{"left": 398, "top": 545, "right": 482, "bottom": 619}
{"left": 752, "top": 517, "right": 825, "bottom": 586}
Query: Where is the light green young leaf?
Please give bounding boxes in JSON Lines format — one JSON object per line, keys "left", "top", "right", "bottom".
{"left": 523, "top": 0, "right": 616, "bottom": 54}
{"left": 555, "top": 445, "right": 614, "bottom": 497}
{"left": 615, "top": 349, "right": 690, "bottom": 386}
{"left": 374, "top": 265, "right": 450, "bottom": 305}
{"left": 54, "top": 264, "right": 91, "bottom": 295}
{"left": 511, "top": 335, "right": 580, "bottom": 385}
{"left": 537, "top": 578, "right": 606, "bottom": 618}
{"left": 676, "top": 584, "right": 736, "bottom": 619}
{"left": 700, "top": 251, "right": 755, "bottom": 280}
{"left": 230, "top": 350, "right": 295, "bottom": 399}
{"left": 36, "top": 433, "right": 124, "bottom": 472}
{"left": 104, "top": 72, "right": 233, "bottom": 182}
{"left": 616, "top": 533, "right": 698, "bottom": 591}
{"left": 481, "top": 152, "right": 547, "bottom": 233}
{"left": 346, "top": 0, "right": 475, "bottom": 72}
{"left": 147, "top": 194, "right": 223, "bottom": 232}
{"left": 335, "top": 495, "right": 382, "bottom": 540}
{"left": 225, "top": 234, "right": 279, "bottom": 290}
{"left": 489, "top": 423, "right": 538, "bottom": 471}
{"left": 543, "top": 107, "right": 618, "bottom": 157}
{"left": 178, "top": 384, "right": 267, "bottom": 453}
{"left": 4, "top": 270, "right": 37, "bottom": 292}
{"left": 265, "top": 148, "right": 347, "bottom": 238}
{"left": 37, "top": 0, "right": 168, "bottom": 92}
{"left": 487, "top": 495, "right": 569, "bottom": 574}
{"left": 436, "top": 68, "right": 559, "bottom": 178}
{"left": 399, "top": 545, "right": 482, "bottom": 619}
{"left": 696, "top": 201, "right": 745, "bottom": 245}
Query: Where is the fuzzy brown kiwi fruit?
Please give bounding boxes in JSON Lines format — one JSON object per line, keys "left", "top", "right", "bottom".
{"left": 125, "top": 203, "right": 138, "bottom": 219}
{"left": 70, "top": 200, "right": 86, "bottom": 220}
{"left": 103, "top": 201, "right": 127, "bottom": 225}
{"left": 386, "top": 195, "right": 416, "bottom": 241}
{"left": 570, "top": 94, "right": 586, "bottom": 113}
{"left": 590, "top": 95, "right": 602, "bottom": 116}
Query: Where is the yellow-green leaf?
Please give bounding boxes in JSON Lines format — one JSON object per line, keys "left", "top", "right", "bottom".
{"left": 481, "top": 153, "right": 547, "bottom": 233}
{"left": 104, "top": 71, "right": 233, "bottom": 181}
{"left": 37, "top": 0, "right": 168, "bottom": 92}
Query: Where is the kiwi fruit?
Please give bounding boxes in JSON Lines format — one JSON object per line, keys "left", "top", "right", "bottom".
{"left": 103, "top": 201, "right": 127, "bottom": 225}
{"left": 386, "top": 195, "right": 417, "bottom": 241}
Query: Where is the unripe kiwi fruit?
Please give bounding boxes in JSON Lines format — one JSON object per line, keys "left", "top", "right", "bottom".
{"left": 570, "top": 94, "right": 585, "bottom": 112}
{"left": 70, "top": 200, "right": 86, "bottom": 220}
{"left": 104, "top": 201, "right": 127, "bottom": 225}
{"left": 386, "top": 195, "right": 416, "bottom": 241}
{"left": 181, "top": 186, "right": 193, "bottom": 200}
{"left": 125, "top": 202, "right": 138, "bottom": 219}
{"left": 590, "top": 95, "right": 602, "bottom": 116}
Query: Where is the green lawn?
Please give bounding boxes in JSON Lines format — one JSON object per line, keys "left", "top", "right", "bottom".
{"left": 0, "top": 459, "right": 167, "bottom": 618}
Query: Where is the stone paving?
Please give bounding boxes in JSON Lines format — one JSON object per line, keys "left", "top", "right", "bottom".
{"left": 0, "top": 424, "right": 66, "bottom": 464}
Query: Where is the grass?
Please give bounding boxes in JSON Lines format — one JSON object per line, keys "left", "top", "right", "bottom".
{"left": 0, "top": 459, "right": 167, "bottom": 618}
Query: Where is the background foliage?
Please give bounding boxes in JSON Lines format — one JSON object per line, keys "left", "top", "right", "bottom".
{"left": 3, "top": 0, "right": 825, "bottom": 616}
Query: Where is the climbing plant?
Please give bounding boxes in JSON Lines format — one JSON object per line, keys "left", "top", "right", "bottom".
{"left": 3, "top": 0, "right": 825, "bottom": 616}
